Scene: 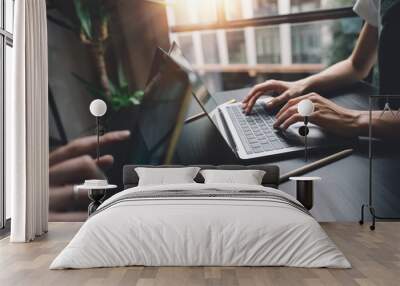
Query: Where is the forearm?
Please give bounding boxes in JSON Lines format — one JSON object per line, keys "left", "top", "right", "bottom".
{"left": 296, "top": 24, "right": 378, "bottom": 95}
{"left": 297, "top": 59, "right": 363, "bottom": 94}
{"left": 355, "top": 111, "right": 400, "bottom": 138}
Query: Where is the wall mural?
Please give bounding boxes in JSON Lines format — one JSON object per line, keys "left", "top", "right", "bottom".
{"left": 47, "top": 0, "right": 366, "bottom": 221}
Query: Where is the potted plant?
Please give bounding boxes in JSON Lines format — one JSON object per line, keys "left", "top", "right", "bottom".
{"left": 72, "top": 0, "right": 144, "bottom": 123}
{"left": 71, "top": 0, "right": 146, "bottom": 183}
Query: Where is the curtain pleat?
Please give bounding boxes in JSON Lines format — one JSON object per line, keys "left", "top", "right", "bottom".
{"left": 9, "top": 0, "right": 27, "bottom": 242}
{"left": 9, "top": 0, "right": 49, "bottom": 242}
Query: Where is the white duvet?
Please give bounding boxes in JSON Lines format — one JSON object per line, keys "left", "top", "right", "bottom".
{"left": 50, "top": 183, "right": 350, "bottom": 269}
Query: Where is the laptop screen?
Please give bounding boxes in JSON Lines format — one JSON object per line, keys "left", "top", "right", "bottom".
{"left": 168, "top": 42, "right": 238, "bottom": 155}
{"left": 168, "top": 42, "right": 220, "bottom": 127}
{"left": 136, "top": 48, "right": 192, "bottom": 164}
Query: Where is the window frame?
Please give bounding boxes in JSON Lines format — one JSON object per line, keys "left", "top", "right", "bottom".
{"left": 225, "top": 28, "right": 247, "bottom": 64}
{"left": 1, "top": 0, "right": 14, "bottom": 231}
{"left": 200, "top": 31, "right": 221, "bottom": 64}
{"left": 168, "top": 2, "right": 357, "bottom": 74}
{"left": 170, "top": 6, "right": 356, "bottom": 33}
{"left": 255, "top": 25, "right": 281, "bottom": 64}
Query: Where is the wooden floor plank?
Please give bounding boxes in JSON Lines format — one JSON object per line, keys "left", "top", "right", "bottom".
{"left": 0, "top": 222, "right": 399, "bottom": 286}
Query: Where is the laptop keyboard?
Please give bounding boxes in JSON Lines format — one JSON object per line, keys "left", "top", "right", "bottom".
{"left": 225, "top": 104, "right": 291, "bottom": 154}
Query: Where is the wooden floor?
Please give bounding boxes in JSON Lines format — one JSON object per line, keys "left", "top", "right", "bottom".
{"left": 0, "top": 222, "right": 399, "bottom": 286}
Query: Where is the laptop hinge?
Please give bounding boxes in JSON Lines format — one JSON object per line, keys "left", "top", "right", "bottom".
{"left": 217, "top": 108, "right": 239, "bottom": 157}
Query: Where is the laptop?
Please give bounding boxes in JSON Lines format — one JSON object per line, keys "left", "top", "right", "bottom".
{"left": 168, "top": 42, "right": 350, "bottom": 160}
{"left": 137, "top": 48, "right": 192, "bottom": 164}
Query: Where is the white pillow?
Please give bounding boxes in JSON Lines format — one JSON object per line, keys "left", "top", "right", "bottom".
{"left": 135, "top": 167, "right": 200, "bottom": 186}
{"left": 200, "top": 169, "right": 266, "bottom": 185}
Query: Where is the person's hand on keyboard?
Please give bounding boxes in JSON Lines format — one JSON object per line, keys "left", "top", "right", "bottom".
{"left": 273, "top": 93, "right": 362, "bottom": 137}
{"left": 242, "top": 79, "right": 308, "bottom": 114}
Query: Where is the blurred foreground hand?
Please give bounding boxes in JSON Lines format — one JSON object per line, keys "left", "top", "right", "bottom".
{"left": 49, "top": 130, "right": 130, "bottom": 221}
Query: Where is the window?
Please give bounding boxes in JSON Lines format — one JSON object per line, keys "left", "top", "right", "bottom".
{"left": 253, "top": 0, "right": 279, "bottom": 17}
{"left": 5, "top": 0, "right": 13, "bottom": 33}
{"left": 291, "top": 22, "right": 322, "bottom": 63}
{"left": 255, "top": 26, "right": 281, "bottom": 63}
{"left": 172, "top": 0, "right": 218, "bottom": 25}
{"left": 226, "top": 29, "right": 247, "bottom": 64}
{"left": 166, "top": 0, "right": 360, "bottom": 93}
{"left": 225, "top": 0, "right": 243, "bottom": 20}
{"left": 172, "top": 0, "right": 191, "bottom": 25}
{"left": 177, "top": 34, "right": 196, "bottom": 64}
{"left": 291, "top": 0, "right": 320, "bottom": 13}
{"left": 1, "top": 0, "right": 14, "bottom": 229}
{"left": 201, "top": 32, "right": 220, "bottom": 64}
{"left": 291, "top": 0, "right": 356, "bottom": 13}
{"left": 222, "top": 0, "right": 356, "bottom": 20}
{"left": 197, "top": 0, "right": 218, "bottom": 24}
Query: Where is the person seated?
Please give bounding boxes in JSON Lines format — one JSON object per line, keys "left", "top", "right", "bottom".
{"left": 242, "top": 0, "right": 400, "bottom": 139}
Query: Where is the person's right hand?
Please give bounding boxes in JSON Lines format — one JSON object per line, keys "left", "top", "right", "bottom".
{"left": 242, "top": 79, "right": 307, "bottom": 114}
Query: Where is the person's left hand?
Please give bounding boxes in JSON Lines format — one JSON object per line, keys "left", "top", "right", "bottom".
{"left": 49, "top": 130, "right": 131, "bottom": 221}
{"left": 273, "top": 93, "right": 361, "bottom": 137}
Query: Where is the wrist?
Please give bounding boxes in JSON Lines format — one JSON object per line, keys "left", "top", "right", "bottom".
{"left": 354, "top": 111, "right": 369, "bottom": 136}
{"left": 295, "top": 78, "right": 313, "bottom": 94}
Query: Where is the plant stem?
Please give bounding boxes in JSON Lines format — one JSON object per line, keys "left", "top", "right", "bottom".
{"left": 90, "top": 43, "right": 111, "bottom": 98}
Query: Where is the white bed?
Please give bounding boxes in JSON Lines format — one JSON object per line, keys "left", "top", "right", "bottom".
{"left": 50, "top": 183, "right": 350, "bottom": 269}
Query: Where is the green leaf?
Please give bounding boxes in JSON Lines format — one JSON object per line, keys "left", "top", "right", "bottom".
{"left": 110, "top": 95, "right": 133, "bottom": 110}
{"left": 129, "top": 97, "right": 140, "bottom": 105}
{"left": 133, "top": 90, "right": 144, "bottom": 100}
{"left": 73, "top": 0, "right": 92, "bottom": 40}
{"left": 128, "top": 90, "right": 144, "bottom": 105}
{"left": 74, "top": 71, "right": 144, "bottom": 110}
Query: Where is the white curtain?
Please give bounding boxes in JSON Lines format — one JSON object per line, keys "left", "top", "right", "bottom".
{"left": 7, "top": 0, "right": 49, "bottom": 242}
